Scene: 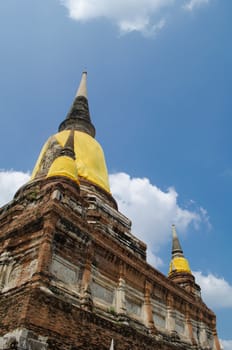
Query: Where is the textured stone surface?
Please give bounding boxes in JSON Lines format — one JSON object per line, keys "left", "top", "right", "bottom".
{"left": 0, "top": 177, "right": 220, "bottom": 349}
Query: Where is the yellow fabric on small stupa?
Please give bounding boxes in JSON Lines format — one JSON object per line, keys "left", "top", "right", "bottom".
{"left": 168, "top": 257, "right": 191, "bottom": 275}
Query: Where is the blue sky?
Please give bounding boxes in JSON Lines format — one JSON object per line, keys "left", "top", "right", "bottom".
{"left": 0, "top": 0, "right": 231, "bottom": 347}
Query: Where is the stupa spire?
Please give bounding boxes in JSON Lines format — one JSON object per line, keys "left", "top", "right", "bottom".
{"left": 59, "top": 72, "right": 96, "bottom": 138}
{"left": 75, "top": 71, "right": 87, "bottom": 98}
{"left": 30, "top": 72, "right": 111, "bottom": 193}
{"left": 168, "top": 225, "right": 191, "bottom": 276}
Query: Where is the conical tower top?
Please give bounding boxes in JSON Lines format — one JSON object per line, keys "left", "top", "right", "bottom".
{"left": 168, "top": 225, "right": 191, "bottom": 276}
{"left": 75, "top": 71, "right": 87, "bottom": 98}
{"left": 30, "top": 71, "right": 111, "bottom": 194}
{"left": 59, "top": 72, "right": 96, "bottom": 137}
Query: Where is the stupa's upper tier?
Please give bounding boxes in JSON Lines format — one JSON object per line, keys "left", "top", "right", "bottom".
{"left": 30, "top": 72, "right": 110, "bottom": 193}
{"left": 59, "top": 72, "right": 95, "bottom": 137}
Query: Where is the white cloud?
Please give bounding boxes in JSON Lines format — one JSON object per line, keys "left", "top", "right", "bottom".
{"left": 61, "top": 0, "right": 173, "bottom": 35}
{"left": 0, "top": 170, "right": 30, "bottom": 207}
{"left": 110, "top": 172, "right": 209, "bottom": 266}
{"left": 119, "top": 17, "right": 166, "bottom": 37}
{"left": 220, "top": 339, "right": 232, "bottom": 350}
{"left": 194, "top": 271, "right": 232, "bottom": 309}
{"left": 183, "top": 0, "right": 210, "bottom": 11}
{"left": 61, "top": 0, "right": 211, "bottom": 35}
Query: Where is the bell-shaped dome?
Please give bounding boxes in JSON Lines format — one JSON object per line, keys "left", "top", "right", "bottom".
{"left": 30, "top": 72, "right": 110, "bottom": 193}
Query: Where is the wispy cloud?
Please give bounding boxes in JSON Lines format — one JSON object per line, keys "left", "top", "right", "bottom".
{"left": 0, "top": 170, "right": 30, "bottom": 207}
{"left": 110, "top": 172, "right": 210, "bottom": 266}
{"left": 220, "top": 339, "right": 232, "bottom": 350}
{"left": 183, "top": 0, "right": 211, "bottom": 12}
{"left": 60, "top": 0, "right": 212, "bottom": 36}
{"left": 194, "top": 271, "right": 232, "bottom": 309}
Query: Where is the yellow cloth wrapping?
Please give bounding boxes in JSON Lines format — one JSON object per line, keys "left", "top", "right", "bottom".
{"left": 47, "top": 155, "right": 79, "bottom": 184}
{"left": 31, "top": 130, "right": 110, "bottom": 193}
{"left": 169, "top": 257, "right": 191, "bottom": 275}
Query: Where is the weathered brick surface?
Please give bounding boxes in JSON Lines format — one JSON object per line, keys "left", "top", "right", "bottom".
{"left": 2, "top": 286, "right": 191, "bottom": 350}
{"left": 0, "top": 289, "right": 30, "bottom": 334}
{"left": 0, "top": 178, "right": 220, "bottom": 349}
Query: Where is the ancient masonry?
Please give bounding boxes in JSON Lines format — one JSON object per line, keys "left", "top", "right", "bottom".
{"left": 0, "top": 73, "right": 221, "bottom": 350}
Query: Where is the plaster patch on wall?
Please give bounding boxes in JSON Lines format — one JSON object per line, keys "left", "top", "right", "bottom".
{"left": 153, "top": 312, "right": 166, "bottom": 328}
{"left": 152, "top": 300, "right": 167, "bottom": 330}
{"left": 126, "top": 297, "right": 142, "bottom": 317}
{"left": 50, "top": 254, "right": 79, "bottom": 285}
{"left": 7, "top": 265, "right": 21, "bottom": 289}
{"left": 92, "top": 281, "right": 114, "bottom": 305}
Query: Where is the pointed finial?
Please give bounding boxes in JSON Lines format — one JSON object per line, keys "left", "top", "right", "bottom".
{"left": 58, "top": 72, "right": 96, "bottom": 137}
{"left": 75, "top": 71, "right": 87, "bottom": 98}
{"left": 172, "top": 224, "right": 177, "bottom": 238}
{"left": 110, "top": 339, "right": 114, "bottom": 350}
{"left": 171, "top": 224, "right": 183, "bottom": 257}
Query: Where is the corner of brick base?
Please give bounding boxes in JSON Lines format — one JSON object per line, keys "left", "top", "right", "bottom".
{"left": 0, "top": 328, "right": 48, "bottom": 350}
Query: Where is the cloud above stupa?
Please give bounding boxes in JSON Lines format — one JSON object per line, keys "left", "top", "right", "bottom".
{"left": 60, "top": 0, "right": 212, "bottom": 36}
